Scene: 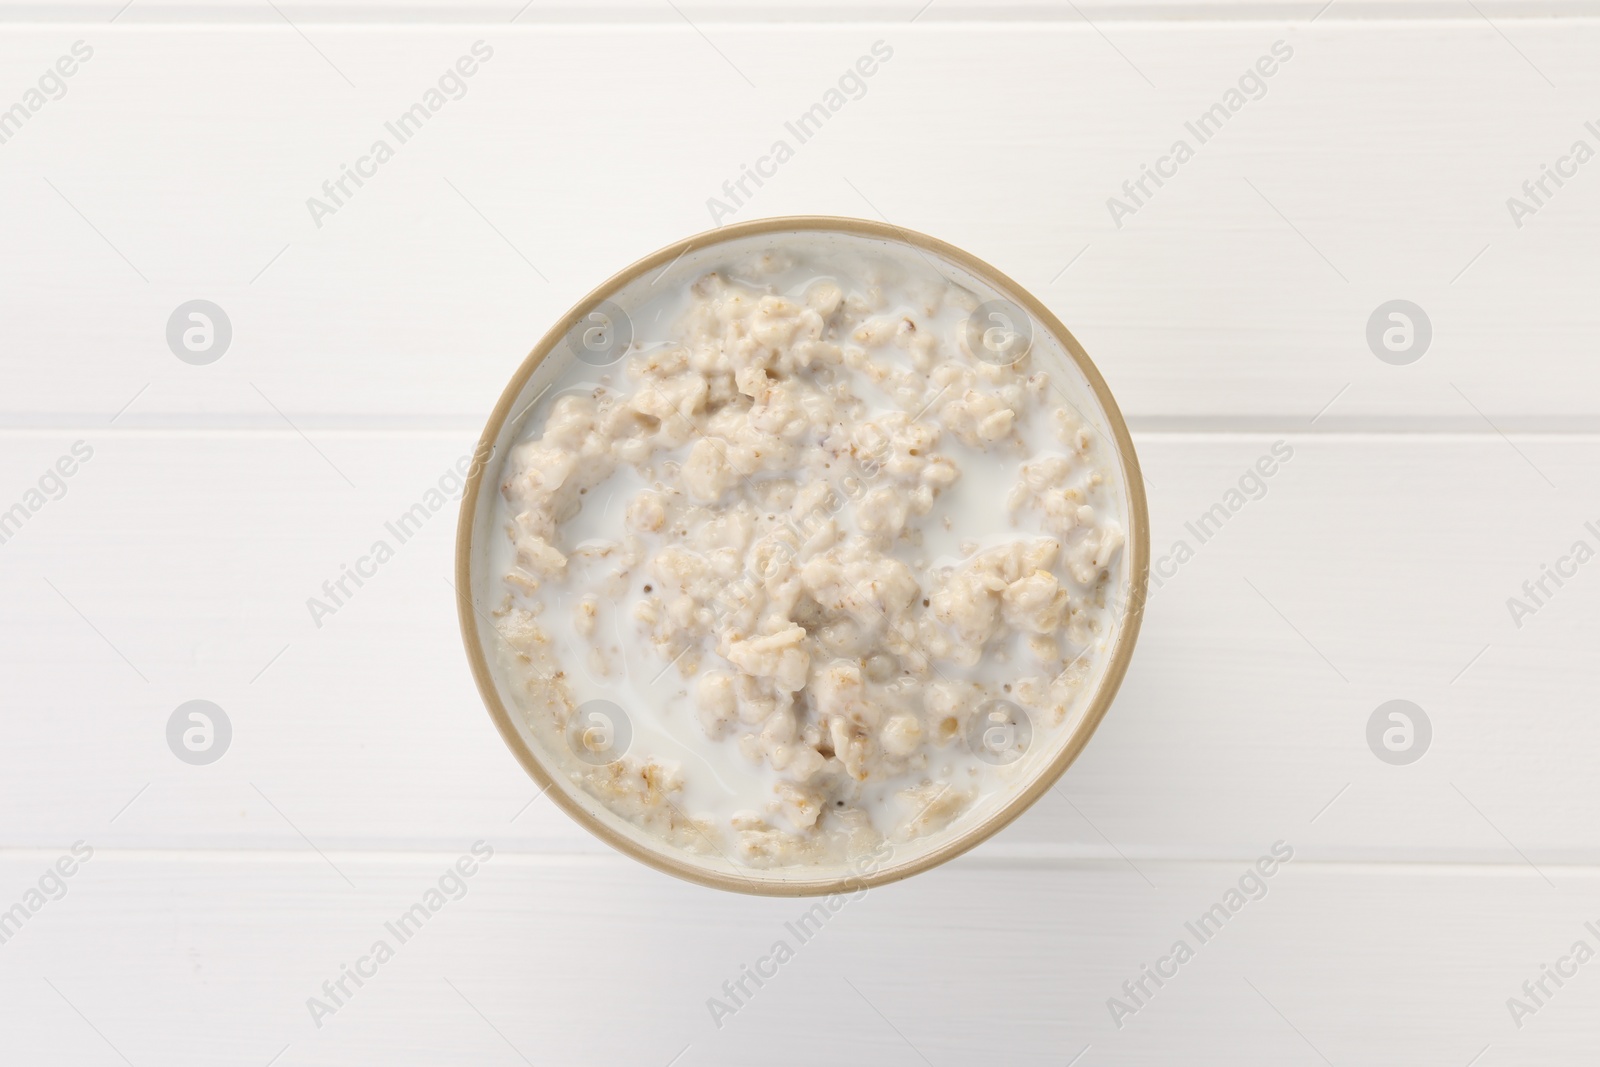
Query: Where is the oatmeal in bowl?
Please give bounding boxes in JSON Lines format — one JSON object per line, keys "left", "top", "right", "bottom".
{"left": 457, "top": 217, "right": 1148, "bottom": 895}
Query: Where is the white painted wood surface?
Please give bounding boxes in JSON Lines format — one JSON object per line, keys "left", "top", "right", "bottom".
{"left": 2, "top": 6, "right": 1597, "bottom": 1065}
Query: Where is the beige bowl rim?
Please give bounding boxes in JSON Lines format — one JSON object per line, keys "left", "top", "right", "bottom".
{"left": 454, "top": 214, "right": 1150, "bottom": 897}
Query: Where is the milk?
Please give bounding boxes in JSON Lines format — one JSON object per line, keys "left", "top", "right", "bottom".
{"left": 486, "top": 231, "right": 1130, "bottom": 851}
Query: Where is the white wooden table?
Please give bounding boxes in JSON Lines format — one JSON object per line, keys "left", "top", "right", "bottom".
{"left": 3, "top": 2, "right": 1597, "bottom": 1063}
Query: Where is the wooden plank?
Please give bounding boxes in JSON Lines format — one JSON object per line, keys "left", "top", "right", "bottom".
{"left": 0, "top": 850, "right": 1592, "bottom": 1064}
{"left": 2, "top": 430, "right": 1593, "bottom": 861}
{"left": 0, "top": 22, "right": 1595, "bottom": 425}
{"left": 3, "top": 1, "right": 1594, "bottom": 22}
{"left": 4, "top": 12, "right": 1593, "bottom": 1066}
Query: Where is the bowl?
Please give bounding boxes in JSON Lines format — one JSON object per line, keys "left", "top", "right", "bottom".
{"left": 456, "top": 216, "right": 1148, "bottom": 895}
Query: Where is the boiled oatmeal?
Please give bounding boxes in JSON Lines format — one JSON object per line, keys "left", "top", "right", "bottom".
{"left": 489, "top": 245, "right": 1126, "bottom": 869}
